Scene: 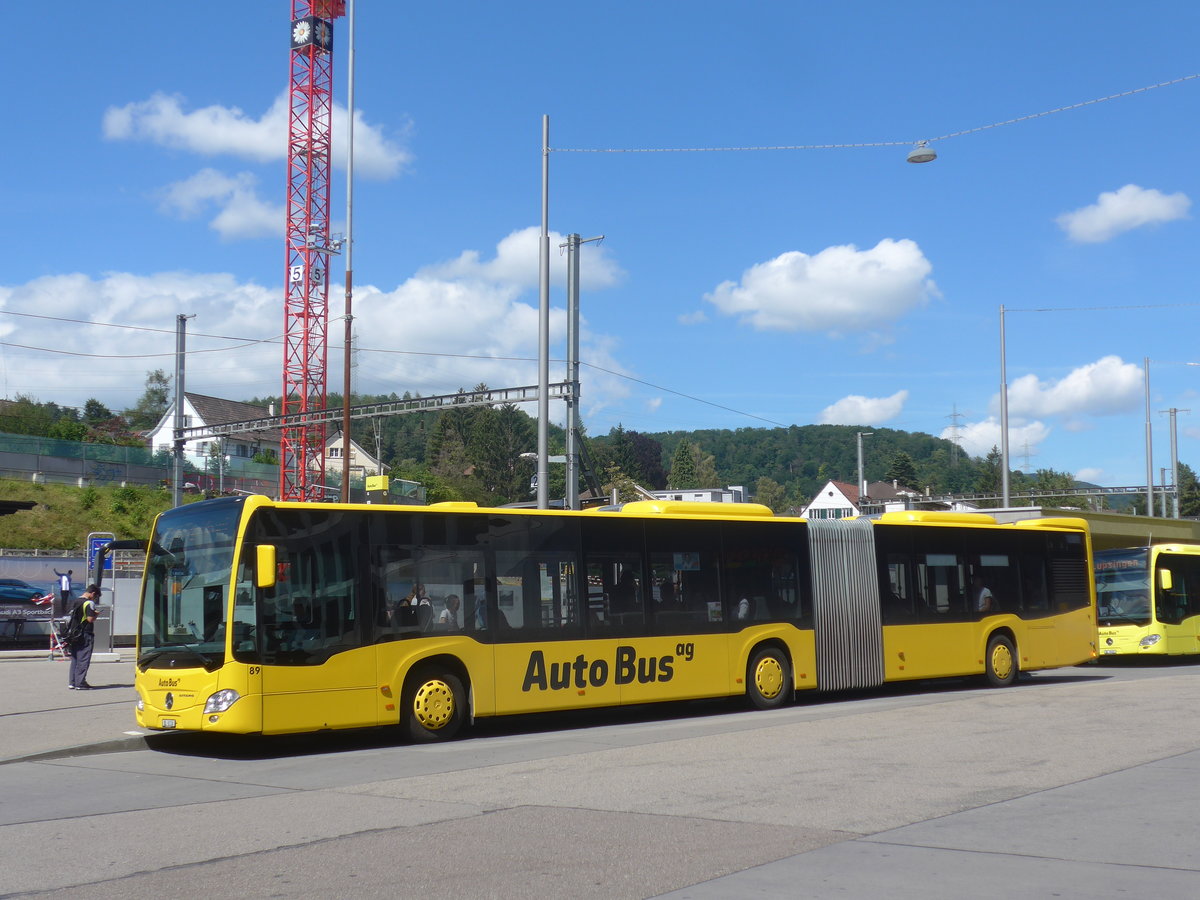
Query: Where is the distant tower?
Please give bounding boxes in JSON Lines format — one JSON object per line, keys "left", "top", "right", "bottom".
{"left": 281, "top": 1, "right": 345, "bottom": 500}
{"left": 1018, "top": 440, "right": 1037, "bottom": 472}
{"left": 946, "top": 404, "right": 965, "bottom": 465}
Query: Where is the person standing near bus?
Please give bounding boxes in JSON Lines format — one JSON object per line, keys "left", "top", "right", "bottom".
{"left": 67, "top": 584, "right": 100, "bottom": 690}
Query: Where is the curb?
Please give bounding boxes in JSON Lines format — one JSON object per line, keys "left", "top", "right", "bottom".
{"left": 0, "top": 733, "right": 157, "bottom": 766}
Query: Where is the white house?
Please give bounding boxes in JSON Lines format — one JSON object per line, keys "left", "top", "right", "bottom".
{"left": 147, "top": 393, "right": 280, "bottom": 473}
{"left": 321, "top": 429, "right": 381, "bottom": 484}
{"left": 801, "top": 480, "right": 926, "bottom": 519}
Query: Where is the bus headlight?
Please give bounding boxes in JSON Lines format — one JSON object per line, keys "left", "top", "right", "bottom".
{"left": 1139, "top": 634, "right": 1162, "bottom": 648}
{"left": 135, "top": 693, "right": 144, "bottom": 712}
{"left": 204, "top": 689, "right": 241, "bottom": 714}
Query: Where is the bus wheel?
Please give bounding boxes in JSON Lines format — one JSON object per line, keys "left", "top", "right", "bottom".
{"left": 985, "top": 634, "right": 1018, "bottom": 687}
{"left": 747, "top": 647, "right": 791, "bottom": 710}
{"left": 403, "top": 668, "right": 466, "bottom": 741}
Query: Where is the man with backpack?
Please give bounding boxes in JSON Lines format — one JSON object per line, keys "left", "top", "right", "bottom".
{"left": 66, "top": 584, "right": 100, "bottom": 690}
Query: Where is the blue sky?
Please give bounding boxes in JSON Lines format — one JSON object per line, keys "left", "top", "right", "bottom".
{"left": 4, "top": 3, "right": 1200, "bottom": 488}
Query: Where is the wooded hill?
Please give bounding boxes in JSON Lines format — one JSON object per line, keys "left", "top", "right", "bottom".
{"left": 8, "top": 385, "right": 1200, "bottom": 515}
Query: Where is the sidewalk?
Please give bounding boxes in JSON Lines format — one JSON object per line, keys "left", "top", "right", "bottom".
{"left": 0, "top": 651, "right": 150, "bottom": 763}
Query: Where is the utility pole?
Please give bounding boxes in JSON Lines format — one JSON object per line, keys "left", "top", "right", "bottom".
{"left": 340, "top": 0, "right": 356, "bottom": 503}
{"left": 1160, "top": 407, "right": 1188, "bottom": 518}
{"left": 562, "top": 233, "right": 604, "bottom": 510}
{"left": 171, "top": 314, "right": 194, "bottom": 508}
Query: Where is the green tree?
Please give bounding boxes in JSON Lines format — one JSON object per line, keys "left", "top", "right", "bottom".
{"left": 975, "top": 446, "right": 1004, "bottom": 507}
{"left": 83, "top": 399, "right": 113, "bottom": 425}
{"left": 124, "top": 370, "right": 172, "bottom": 431}
{"left": 603, "top": 464, "right": 644, "bottom": 503}
{"left": 1179, "top": 462, "right": 1200, "bottom": 517}
{"left": 467, "top": 404, "right": 534, "bottom": 503}
{"left": 669, "top": 439, "right": 699, "bottom": 489}
{"left": 1029, "top": 468, "right": 1083, "bottom": 510}
{"left": 693, "top": 444, "right": 719, "bottom": 488}
{"left": 754, "top": 476, "right": 786, "bottom": 512}
{"left": 883, "top": 451, "right": 919, "bottom": 490}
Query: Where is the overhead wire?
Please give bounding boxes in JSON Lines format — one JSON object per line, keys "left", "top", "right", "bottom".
{"left": 552, "top": 74, "right": 1200, "bottom": 152}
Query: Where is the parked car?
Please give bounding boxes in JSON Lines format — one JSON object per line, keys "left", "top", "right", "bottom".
{"left": 0, "top": 579, "right": 54, "bottom": 641}
{"left": 0, "top": 579, "right": 45, "bottom": 602}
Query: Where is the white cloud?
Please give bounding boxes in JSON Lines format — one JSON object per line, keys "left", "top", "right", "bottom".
{"left": 103, "top": 91, "right": 410, "bottom": 179}
{"left": 1074, "top": 467, "right": 1104, "bottom": 484}
{"left": 678, "top": 310, "right": 708, "bottom": 325}
{"left": 704, "top": 239, "right": 937, "bottom": 339}
{"left": 420, "top": 227, "right": 624, "bottom": 291}
{"left": 0, "top": 232, "right": 630, "bottom": 422}
{"left": 947, "top": 418, "right": 1051, "bottom": 459}
{"left": 1056, "top": 184, "right": 1190, "bottom": 243}
{"left": 1004, "top": 355, "right": 1143, "bottom": 420}
{"left": 158, "top": 169, "right": 283, "bottom": 240}
{"left": 818, "top": 390, "right": 908, "bottom": 426}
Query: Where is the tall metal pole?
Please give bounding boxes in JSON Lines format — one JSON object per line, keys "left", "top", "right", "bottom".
{"left": 340, "top": 0, "right": 356, "bottom": 503}
{"left": 1145, "top": 357, "right": 1154, "bottom": 516}
{"left": 857, "top": 431, "right": 873, "bottom": 503}
{"left": 1168, "top": 407, "right": 1185, "bottom": 518}
{"left": 999, "top": 305, "right": 1011, "bottom": 507}
{"left": 172, "top": 314, "right": 192, "bottom": 508}
{"left": 562, "top": 233, "right": 604, "bottom": 510}
{"left": 565, "top": 233, "right": 580, "bottom": 511}
{"left": 537, "top": 115, "right": 550, "bottom": 509}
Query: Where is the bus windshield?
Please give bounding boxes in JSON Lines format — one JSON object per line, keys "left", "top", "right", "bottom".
{"left": 138, "top": 497, "right": 246, "bottom": 670}
{"left": 1095, "top": 548, "right": 1152, "bottom": 626}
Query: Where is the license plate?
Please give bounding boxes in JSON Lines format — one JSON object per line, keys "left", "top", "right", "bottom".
{"left": 161, "top": 718, "right": 177, "bottom": 729}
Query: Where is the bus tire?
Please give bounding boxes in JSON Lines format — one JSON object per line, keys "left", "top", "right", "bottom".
{"left": 403, "top": 667, "right": 466, "bottom": 742}
{"left": 747, "top": 646, "right": 791, "bottom": 710}
{"left": 985, "top": 634, "right": 1018, "bottom": 687}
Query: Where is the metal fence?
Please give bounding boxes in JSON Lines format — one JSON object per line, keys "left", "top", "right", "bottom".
{"left": 0, "top": 431, "right": 279, "bottom": 493}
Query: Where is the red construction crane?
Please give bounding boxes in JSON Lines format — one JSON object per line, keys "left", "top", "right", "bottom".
{"left": 281, "top": 0, "right": 345, "bottom": 500}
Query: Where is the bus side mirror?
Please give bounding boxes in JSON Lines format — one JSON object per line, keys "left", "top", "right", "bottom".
{"left": 256, "top": 545, "right": 277, "bottom": 589}
{"left": 1159, "top": 568, "right": 1174, "bottom": 592}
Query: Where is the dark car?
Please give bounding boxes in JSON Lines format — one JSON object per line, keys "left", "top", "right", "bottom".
{"left": 0, "top": 579, "right": 45, "bottom": 602}
{"left": 0, "top": 579, "right": 53, "bottom": 640}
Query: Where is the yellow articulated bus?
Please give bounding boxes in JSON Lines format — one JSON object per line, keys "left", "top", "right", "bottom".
{"left": 122, "top": 496, "right": 1096, "bottom": 740}
{"left": 1095, "top": 544, "right": 1200, "bottom": 657}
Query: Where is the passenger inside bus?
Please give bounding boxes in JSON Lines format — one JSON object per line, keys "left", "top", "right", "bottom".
{"left": 972, "top": 573, "right": 994, "bottom": 614}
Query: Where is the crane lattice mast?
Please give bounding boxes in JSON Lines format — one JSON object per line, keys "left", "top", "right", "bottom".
{"left": 281, "top": 0, "right": 344, "bottom": 500}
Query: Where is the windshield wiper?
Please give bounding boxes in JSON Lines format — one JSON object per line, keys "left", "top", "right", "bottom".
{"left": 137, "top": 646, "right": 217, "bottom": 671}
{"left": 1099, "top": 612, "right": 1147, "bottom": 624}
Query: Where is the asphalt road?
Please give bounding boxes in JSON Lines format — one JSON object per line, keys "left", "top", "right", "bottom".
{"left": 2, "top": 659, "right": 1199, "bottom": 899}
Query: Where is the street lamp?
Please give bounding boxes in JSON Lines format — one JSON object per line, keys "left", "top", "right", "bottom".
{"left": 906, "top": 140, "right": 937, "bottom": 164}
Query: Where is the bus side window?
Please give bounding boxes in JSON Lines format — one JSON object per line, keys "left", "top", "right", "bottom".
{"left": 585, "top": 555, "right": 644, "bottom": 632}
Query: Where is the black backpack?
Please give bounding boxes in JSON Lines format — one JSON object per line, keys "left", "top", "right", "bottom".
{"left": 61, "top": 601, "right": 87, "bottom": 648}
